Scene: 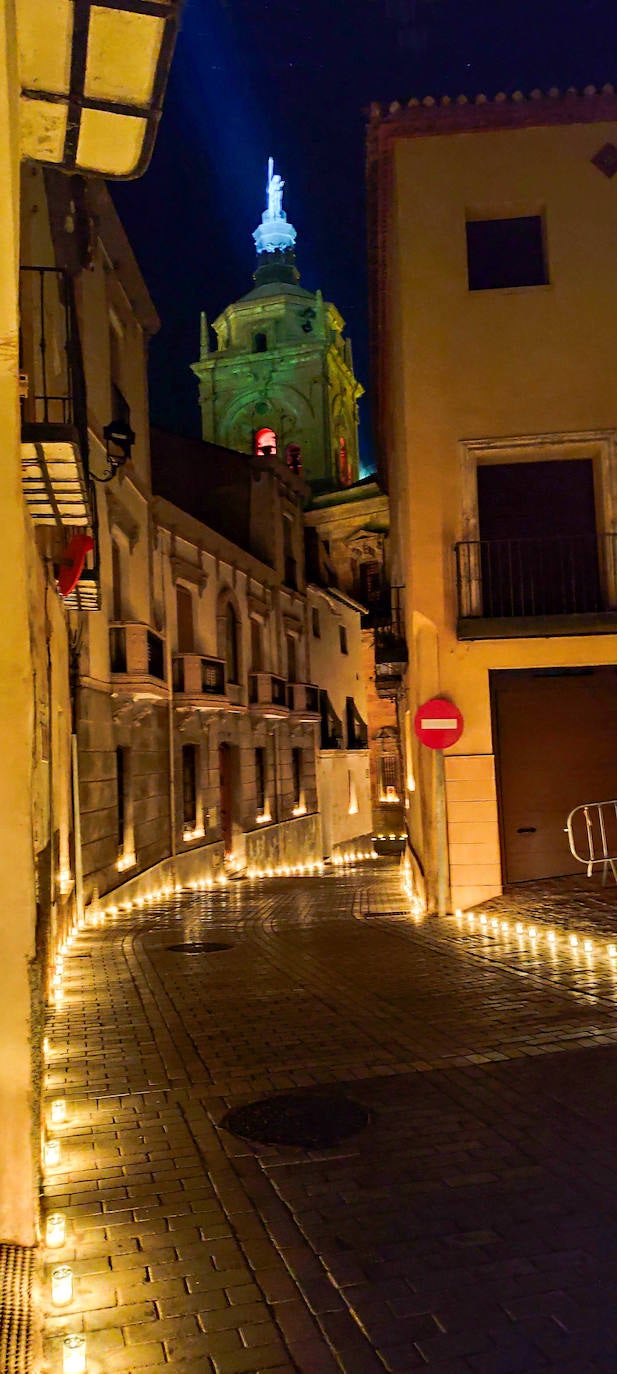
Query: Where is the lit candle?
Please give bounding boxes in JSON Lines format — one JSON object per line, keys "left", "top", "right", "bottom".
{"left": 45, "top": 1213, "right": 66, "bottom": 1248}
{"left": 44, "top": 1139, "right": 61, "bottom": 1168}
{"left": 63, "top": 1334, "right": 87, "bottom": 1374}
{"left": 52, "top": 1265, "right": 73, "bottom": 1306}
{"left": 50, "top": 1099, "right": 67, "bottom": 1126}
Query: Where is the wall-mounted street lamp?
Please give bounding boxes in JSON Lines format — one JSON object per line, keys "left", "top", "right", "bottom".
{"left": 92, "top": 418, "right": 136, "bottom": 483}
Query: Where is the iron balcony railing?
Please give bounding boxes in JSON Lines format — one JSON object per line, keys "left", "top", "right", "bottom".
{"left": 455, "top": 534, "right": 617, "bottom": 620}
{"left": 371, "top": 587, "right": 408, "bottom": 668}
{"left": 19, "top": 265, "right": 89, "bottom": 475}
{"left": 109, "top": 624, "right": 165, "bottom": 682}
{"left": 319, "top": 690, "right": 344, "bottom": 750}
{"left": 248, "top": 672, "right": 287, "bottom": 709}
{"left": 172, "top": 654, "right": 226, "bottom": 697}
{"left": 287, "top": 682, "right": 320, "bottom": 714}
{"left": 346, "top": 697, "right": 368, "bottom": 750}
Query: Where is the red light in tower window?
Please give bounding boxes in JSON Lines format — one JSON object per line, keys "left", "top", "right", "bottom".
{"left": 255, "top": 427, "right": 277, "bottom": 457}
{"left": 339, "top": 436, "right": 350, "bottom": 486}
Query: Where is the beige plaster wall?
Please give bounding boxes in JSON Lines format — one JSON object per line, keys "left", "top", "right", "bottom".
{"left": 383, "top": 114, "right": 617, "bottom": 909}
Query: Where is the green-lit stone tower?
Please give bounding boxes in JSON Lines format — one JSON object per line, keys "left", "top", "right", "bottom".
{"left": 192, "top": 159, "right": 363, "bottom": 496}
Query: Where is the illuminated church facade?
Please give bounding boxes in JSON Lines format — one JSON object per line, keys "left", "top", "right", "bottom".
{"left": 192, "top": 162, "right": 364, "bottom": 497}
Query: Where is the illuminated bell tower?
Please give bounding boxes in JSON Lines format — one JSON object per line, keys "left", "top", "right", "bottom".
{"left": 192, "top": 159, "right": 363, "bottom": 495}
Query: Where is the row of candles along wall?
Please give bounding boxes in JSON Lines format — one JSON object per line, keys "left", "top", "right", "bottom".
{"left": 42, "top": 1102, "right": 85, "bottom": 1370}
{"left": 44, "top": 845, "right": 382, "bottom": 1369}
{"left": 453, "top": 907, "right": 617, "bottom": 960}
{"left": 402, "top": 870, "right": 617, "bottom": 962}
{"left": 50, "top": 847, "right": 382, "bottom": 1004}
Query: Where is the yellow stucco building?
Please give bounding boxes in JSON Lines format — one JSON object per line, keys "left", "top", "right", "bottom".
{"left": 368, "top": 87, "right": 617, "bottom": 913}
{"left": 0, "top": 0, "right": 181, "bottom": 1248}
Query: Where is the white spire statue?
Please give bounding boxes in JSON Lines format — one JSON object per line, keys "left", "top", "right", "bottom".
{"left": 253, "top": 157, "right": 297, "bottom": 255}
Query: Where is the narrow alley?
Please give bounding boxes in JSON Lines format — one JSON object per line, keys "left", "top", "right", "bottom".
{"left": 39, "top": 862, "right": 617, "bottom": 1374}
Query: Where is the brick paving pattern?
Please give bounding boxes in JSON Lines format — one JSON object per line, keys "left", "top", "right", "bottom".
{"left": 40, "top": 864, "right": 617, "bottom": 1372}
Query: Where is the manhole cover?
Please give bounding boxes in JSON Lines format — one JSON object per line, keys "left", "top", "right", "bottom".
{"left": 166, "top": 942, "right": 233, "bottom": 954}
{"left": 221, "top": 1091, "right": 369, "bottom": 1148}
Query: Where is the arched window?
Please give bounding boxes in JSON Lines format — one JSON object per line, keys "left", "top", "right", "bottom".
{"left": 225, "top": 602, "right": 239, "bottom": 684}
{"left": 254, "top": 332, "right": 268, "bottom": 353}
{"left": 254, "top": 427, "right": 277, "bottom": 458}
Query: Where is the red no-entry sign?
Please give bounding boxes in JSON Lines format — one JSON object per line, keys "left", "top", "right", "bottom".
{"left": 414, "top": 697, "right": 464, "bottom": 750}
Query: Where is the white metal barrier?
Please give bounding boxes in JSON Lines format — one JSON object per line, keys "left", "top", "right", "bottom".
{"left": 566, "top": 800, "right": 617, "bottom": 884}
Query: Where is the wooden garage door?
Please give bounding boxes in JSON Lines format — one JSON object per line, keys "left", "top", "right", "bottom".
{"left": 493, "top": 668, "right": 617, "bottom": 883}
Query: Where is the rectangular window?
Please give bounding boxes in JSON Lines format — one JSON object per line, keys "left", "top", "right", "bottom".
{"left": 255, "top": 747, "right": 266, "bottom": 814}
{"left": 466, "top": 215, "right": 548, "bottom": 291}
{"left": 292, "top": 748, "right": 302, "bottom": 808}
{"left": 176, "top": 584, "right": 194, "bottom": 654}
{"left": 312, "top": 607, "right": 320, "bottom": 638}
{"left": 339, "top": 624, "right": 348, "bottom": 655}
{"left": 250, "top": 617, "right": 263, "bottom": 671}
{"left": 182, "top": 744, "right": 197, "bottom": 828}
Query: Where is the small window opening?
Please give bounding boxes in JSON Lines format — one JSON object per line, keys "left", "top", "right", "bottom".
{"left": 466, "top": 215, "right": 548, "bottom": 291}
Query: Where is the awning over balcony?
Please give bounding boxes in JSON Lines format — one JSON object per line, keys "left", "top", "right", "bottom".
{"left": 21, "top": 435, "right": 90, "bottom": 525}
{"left": 17, "top": 0, "right": 182, "bottom": 178}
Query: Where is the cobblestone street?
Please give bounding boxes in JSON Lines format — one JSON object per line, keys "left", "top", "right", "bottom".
{"left": 40, "top": 862, "right": 617, "bottom": 1373}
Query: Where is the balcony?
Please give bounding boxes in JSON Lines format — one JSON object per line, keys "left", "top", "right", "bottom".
{"left": 346, "top": 697, "right": 369, "bottom": 750}
{"left": 172, "top": 654, "right": 227, "bottom": 712}
{"left": 109, "top": 623, "right": 168, "bottom": 702}
{"left": 287, "top": 681, "right": 321, "bottom": 722}
{"left": 319, "top": 691, "right": 344, "bottom": 750}
{"left": 374, "top": 619, "right": 408, "bottom": 698}
{"left": 249, "top": 671, "right": 289, "bottom": 719}
{"left": 20, "top": 267, "right": 91, "bottom": 527}
{"left": 455, "top": 535, "right": 617, "bottom": 639}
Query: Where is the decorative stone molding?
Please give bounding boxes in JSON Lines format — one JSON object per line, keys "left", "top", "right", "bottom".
{"left": 248, "top": 594, "right": 269, "bottom": 621}
{"left": 344, "top": 531, "right": 385, "bottom": 562}
{"left": 170, "top": 554, "right": 208, "bottom": 596}
{"left": 106, "top": 491, "right": 140, "bottom": 552}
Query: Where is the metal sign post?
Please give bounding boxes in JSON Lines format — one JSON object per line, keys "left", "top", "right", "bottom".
{"left": 414, "top": 698, "right": 464, "bottom": 916}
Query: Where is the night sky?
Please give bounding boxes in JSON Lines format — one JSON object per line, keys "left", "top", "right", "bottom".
{"left": 111, "top": 0, "right": 617, "bottom": 470}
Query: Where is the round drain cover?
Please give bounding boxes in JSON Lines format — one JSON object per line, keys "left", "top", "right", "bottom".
{"left": 221, "top": 1091, "right": 369, "bottom": 1148}
{"left": 166, "top": 942, "right": 233, "bottom": 954}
